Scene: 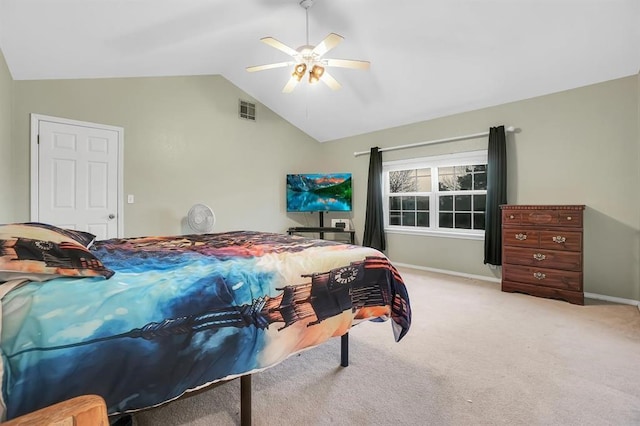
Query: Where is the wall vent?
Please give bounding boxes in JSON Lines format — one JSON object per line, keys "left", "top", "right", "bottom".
{"left": 239, "top": 100, "right": 256, "bottom": 121}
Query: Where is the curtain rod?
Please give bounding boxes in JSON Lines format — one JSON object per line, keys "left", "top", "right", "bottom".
{"left": 353, "top": 126, "right": 516, "bottom": 157}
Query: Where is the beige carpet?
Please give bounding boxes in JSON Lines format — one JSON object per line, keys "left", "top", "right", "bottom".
{"left": 134, "top": 267, "right": 640, "bottom": 426}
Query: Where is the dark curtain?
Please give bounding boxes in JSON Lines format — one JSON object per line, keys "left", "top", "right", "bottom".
{"left": 363, "top": 147, "right": 386, "bottom": 251}
{"left": 484, "top": 125, "right": 507, "bottom": 265}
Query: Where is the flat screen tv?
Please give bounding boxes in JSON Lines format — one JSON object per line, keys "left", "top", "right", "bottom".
{"left": 287, "top": 173, "right": 352, "bottom": 212}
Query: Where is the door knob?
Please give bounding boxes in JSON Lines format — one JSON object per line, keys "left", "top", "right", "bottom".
{"left": 108, "top": 214, "right": 116, "bottom": 220}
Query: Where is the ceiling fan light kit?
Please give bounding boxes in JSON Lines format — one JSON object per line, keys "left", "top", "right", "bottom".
{"left": 292, "top": 63, "right": 307, "bottom": 81}
{"left": 246, "top": 0, "right": 369, "bottom": 93}
{"left": 309, "top": 64, "right": 324, "bottom": 84}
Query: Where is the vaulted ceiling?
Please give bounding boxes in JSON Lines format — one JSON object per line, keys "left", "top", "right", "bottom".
{"left": 0, "top": 0, "right": 638, "bottom": 142}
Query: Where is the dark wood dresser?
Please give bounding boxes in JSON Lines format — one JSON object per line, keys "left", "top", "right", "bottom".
{"left": 501, "top": 205, "right": 585, "bottom": 305}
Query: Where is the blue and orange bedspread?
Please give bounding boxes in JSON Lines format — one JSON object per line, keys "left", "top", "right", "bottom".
{"left": 0, "top": 231, "right": 411, "bottom": 420}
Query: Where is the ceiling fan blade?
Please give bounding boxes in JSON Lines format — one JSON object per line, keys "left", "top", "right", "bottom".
{"left": 324, "top": 59, "right": 371, "bottom": 70}
{"left": 246, "top": 62, "right": 294, "bottom": 72}
{"left": 320, "top": 70, "right": 342, "bottom": 91}
{"left": 282, "top": 76, "right": 300, "bottom": 93}
{"left": 311, "top": 33, "right": 344, "bottom": 57}
{"left": 261, "top": 37, "right": 299, "bottom": 57}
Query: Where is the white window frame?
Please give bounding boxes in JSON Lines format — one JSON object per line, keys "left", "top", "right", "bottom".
{"left": 382, "top": 150, "right": 488, "bottom": 240}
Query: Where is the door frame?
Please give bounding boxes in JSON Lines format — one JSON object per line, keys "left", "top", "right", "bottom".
{"left": 30, "top": 113, "right": 125, "bottom": 237}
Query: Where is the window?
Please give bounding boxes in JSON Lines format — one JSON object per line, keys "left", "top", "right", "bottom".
{"left": 383, "top": 150, "right": 487, "bottom": 239}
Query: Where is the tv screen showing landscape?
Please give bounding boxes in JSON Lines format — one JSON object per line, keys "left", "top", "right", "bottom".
{"left": 286, "top": 173, "right": 352, "bottom": 212}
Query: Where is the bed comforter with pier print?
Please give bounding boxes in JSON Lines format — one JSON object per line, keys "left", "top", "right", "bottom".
{"left": 0, "top": 231, "right": 411, "bottom": 420}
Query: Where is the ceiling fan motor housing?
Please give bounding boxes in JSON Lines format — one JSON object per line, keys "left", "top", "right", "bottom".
{"left": 300, "top": 0, "right": 314, "bottom": 10}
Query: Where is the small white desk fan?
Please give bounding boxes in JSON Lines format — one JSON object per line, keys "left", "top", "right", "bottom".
{"left": 187, "top": 204, "right": 215, "bottom": 234}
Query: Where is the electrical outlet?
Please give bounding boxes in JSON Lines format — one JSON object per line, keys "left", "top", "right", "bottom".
{"left": 127, "top": 194, "right": 135, "bottom": 204}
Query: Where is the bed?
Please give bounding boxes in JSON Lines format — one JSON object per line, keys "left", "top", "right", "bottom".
{"left": 0, "top": 223, "right": 411, "bottom": 423}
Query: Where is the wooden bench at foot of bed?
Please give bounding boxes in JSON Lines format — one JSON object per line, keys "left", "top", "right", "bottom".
{"left": 1, "top": 395, "right": 109, "bottom": 426}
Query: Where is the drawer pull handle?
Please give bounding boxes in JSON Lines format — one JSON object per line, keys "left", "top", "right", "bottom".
{"left": 533, "top": 253, "right": 546, "bottom": 261}
{"left": 552, "top": 236, "right": 566, "bottom": 243}
{"left": 533, "top": 272, "right": 546, "bottom": 280}
{"left": 566, "top": 216, "right": 572, "bottom": 221}
{"left": 509, "top": 215, "right": 515, "bottom": 219}
{"left": 515, "top": 233, "right": 527, "bottom": 241}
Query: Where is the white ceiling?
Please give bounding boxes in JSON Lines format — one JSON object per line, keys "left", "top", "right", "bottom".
{"left": 0, "top": 0, "right": 638, "bottom": 142}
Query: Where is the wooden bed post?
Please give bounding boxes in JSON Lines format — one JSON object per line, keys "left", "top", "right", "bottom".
{"left": 240, "top": 374, "right": 251, "bottom": 426}
{"left": 341, "top": 332, "right": 349, "bottom": 367}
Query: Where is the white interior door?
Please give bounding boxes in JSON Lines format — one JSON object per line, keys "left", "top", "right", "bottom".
{"left": 31, "top": 115, "right": 123, "bottom": 240}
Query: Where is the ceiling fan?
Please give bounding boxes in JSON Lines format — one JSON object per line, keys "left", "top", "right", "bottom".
{"left": 246, "top": 0, "right": 370, "bottom": 93}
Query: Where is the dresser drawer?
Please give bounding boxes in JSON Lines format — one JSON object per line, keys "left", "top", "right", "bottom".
{"left": 502, "top": 265, "right": 582, "bottom": 291}
{"left": 539, "top": 230, "right": 582, "bottom": 251}
{"left": 503, "top": 246, "right": 582, "bottom": 271}
{"left": 502, "top": 229, "right": 539, "bottom": 248}
{"left": 502, "top": 210, "right": 522, "bottom": 225}
{"left": 557, "top": 210, "right": 582, "bottom": 227}
{"left": 502, "top": 208, "right": 583, "bottom": 228}
{"left": 521, "top": 209, "right": 558, "bottom": 225}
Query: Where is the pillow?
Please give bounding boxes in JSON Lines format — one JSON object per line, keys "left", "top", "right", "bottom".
{"left": 0, "top": 227, "right": 114, "bottom": 282}
{"left": 0, "top": 222, "right": 96, "bottom": 248}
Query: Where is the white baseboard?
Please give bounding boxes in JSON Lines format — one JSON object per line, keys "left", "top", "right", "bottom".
{"left": 391, "top": 262, "right": 501, "bottom": 284}
{"left": 583, "top": 292, "right": 640, "bottom": 308}
{"left": 392, "top": 261, "right": 640, "bottom": 308}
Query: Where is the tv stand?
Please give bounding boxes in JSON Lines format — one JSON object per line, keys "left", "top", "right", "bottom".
{"left": 318, "top": 211, "right": 325, "bottom": 226}
{"left": 288, "top": 212, "right": 355, "bottom": 244}
{"left": 287, "top": 227, "right": 356, "bottom": 245}
{"left": 319, "top": 211, "right": 325, "bottom": 238}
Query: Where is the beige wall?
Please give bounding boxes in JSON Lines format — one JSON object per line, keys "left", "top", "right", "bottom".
{"left": 0, "top": 49, "right": 13, "bottom": 222}
{"left": 4, "top": 66, "right": 639, "bottom": 301}
{"left": 323, "top": 75, "right": 640, "bottom": 301}
{"left": 11, "top": 76, "right": 324, "bottom": 236}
